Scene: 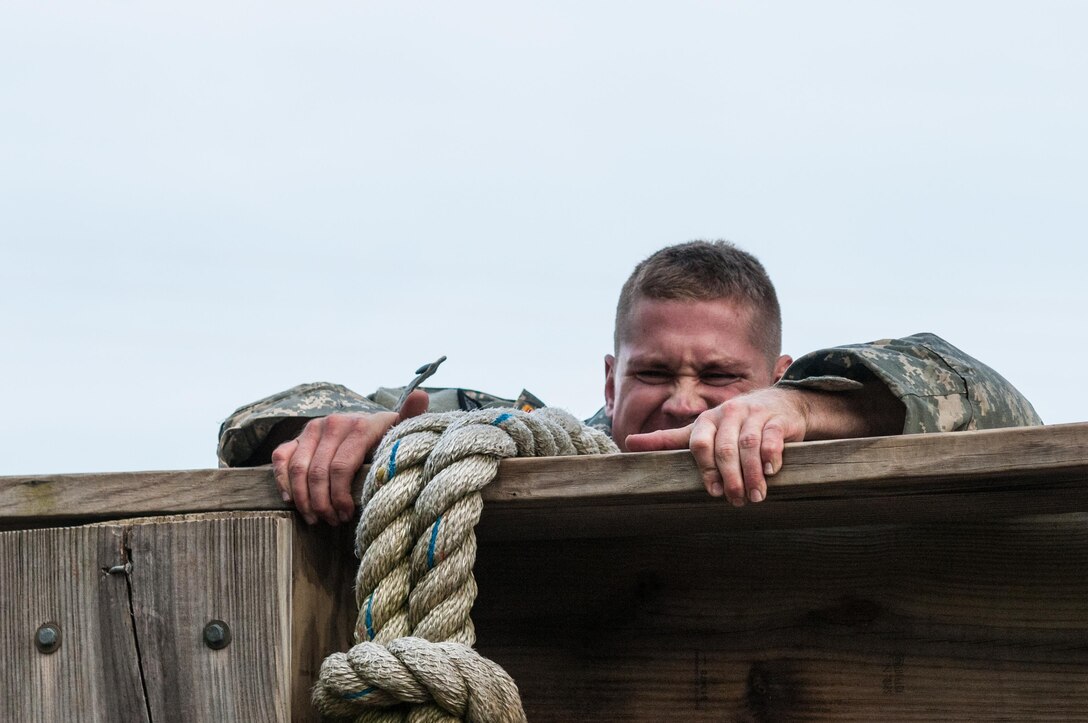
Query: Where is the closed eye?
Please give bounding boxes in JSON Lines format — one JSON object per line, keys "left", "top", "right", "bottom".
{"left": 633, "top": 369, "right": 672, "bottom": 384}
{"left": 701, "top": 372, "right": 740, "bottom": 387}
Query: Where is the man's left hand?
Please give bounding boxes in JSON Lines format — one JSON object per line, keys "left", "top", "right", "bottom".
{"left": 625, "top": 387, "right": 811, "bottom": 506}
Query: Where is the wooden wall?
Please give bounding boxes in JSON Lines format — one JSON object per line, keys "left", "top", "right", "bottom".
{"left": 3, "top": 423, "right": 1088, "bottom": 720}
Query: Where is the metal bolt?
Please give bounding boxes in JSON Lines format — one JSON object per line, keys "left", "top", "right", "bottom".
{"left": 203, "top": 620, "right": 231, "bottom": 650}
{"left": 35, "top": 623, "right": 61, "bottom": 654}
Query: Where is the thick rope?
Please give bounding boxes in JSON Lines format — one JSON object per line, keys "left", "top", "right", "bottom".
{"left": 313, "top": 408, "right": 617, "bottom": 722}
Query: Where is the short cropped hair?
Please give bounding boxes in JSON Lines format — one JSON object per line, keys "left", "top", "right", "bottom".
{"left": 614, "top": 240, "right": 782, "bottom": 361}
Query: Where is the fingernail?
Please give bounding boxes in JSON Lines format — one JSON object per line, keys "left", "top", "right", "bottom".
{"left": 339, "top": 510, "right": 352, "bottom": 523}
{"left": 730, "top": 496, "right": 745, "bottom": 508}
{"left": 764, "top": 462, "right": 774, "bottom": 476}
{"left": 281, "top": 491, "right": 291, "bottom": 503}
{"left": 710, "top": 482, "right": 724, "bottom": 497}
{"left": 303, "top": 514, "right": 317, "bottom": 525}
{"left": 749, "top": 489, "right": 764, "bottom": 503}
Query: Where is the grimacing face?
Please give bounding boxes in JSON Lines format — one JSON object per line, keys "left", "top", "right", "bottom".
{"left": 605, "top": 297, "right": 792, "bottom": 451}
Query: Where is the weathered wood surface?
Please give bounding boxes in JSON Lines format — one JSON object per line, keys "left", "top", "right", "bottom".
{"left": 289, "top": 516, "right": 357, "bottom": 722}
{"left": 473, "top": 513, "right": 1088, "bottom": 720}
{"left": 0, "top": 513, "right": 355, "bottom": 722}
{"left": 3, "top": 423, "right": 1088, "bottom": 539}
{"left": 5, "top": 423, "right": 1088, "bottom": 720}
{"left": 0, "top": 525, "right": 149, "bottom": 722}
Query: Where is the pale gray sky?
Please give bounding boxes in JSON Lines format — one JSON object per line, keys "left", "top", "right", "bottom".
{"left": 2, "top": 1, "right": 1085, "bottom": 474}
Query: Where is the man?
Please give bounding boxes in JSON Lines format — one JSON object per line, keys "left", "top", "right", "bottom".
{"left": 218, "top": 240, "right": 1040, "bottom": 525}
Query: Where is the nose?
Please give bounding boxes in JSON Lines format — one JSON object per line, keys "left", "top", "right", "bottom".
{"left": 660, "top": 378, "right": 709, "bottom": 422}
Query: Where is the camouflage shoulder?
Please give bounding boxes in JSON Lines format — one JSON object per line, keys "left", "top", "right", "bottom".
{"left": 782, "top": 333, "right": 1041, "bottom": 433}
{"left": 368, "top": 386, "right": 547, "bottom": 413}
{"left": 218, "top": 382, "right": 389, "bottom": 468}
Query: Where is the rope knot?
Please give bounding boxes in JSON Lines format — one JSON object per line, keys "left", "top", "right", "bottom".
{"left": 314, "top": 408, "right": 618, "bottom": 721}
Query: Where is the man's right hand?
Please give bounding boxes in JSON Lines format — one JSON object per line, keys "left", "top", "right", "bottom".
{"left": 271, "top": 390, "right": 430, "bottom": 525}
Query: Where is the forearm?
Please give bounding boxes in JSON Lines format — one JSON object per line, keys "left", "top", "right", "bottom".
{"left": 794, "top": 382, "right": 906, "bottom": 440}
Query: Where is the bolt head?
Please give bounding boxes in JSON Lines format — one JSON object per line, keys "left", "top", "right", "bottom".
{"left": 203, "top": 620, "right": 231, "bottom": 650}
{"left": 35, "top": 623, "right": 61, "bottom": 654}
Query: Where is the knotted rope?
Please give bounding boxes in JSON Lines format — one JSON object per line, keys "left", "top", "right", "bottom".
{"left": 313, "top": 407, "right": 618, "bottom": 722}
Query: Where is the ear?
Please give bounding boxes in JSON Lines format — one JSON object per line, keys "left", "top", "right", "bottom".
{"left": 604, "top": 354, "right": 617, "bottom": 417}
{"left": 772, "top": 354, "right": 793, "bottom": 383}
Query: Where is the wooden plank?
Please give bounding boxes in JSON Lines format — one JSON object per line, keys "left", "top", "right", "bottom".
{"left": 3, "top": 423, "right": 1088, "bottom": 537}
{"left": 289, "top": 519, "right": 357, "bottom": 722}
{"left": 0, "top": 467, "right": 279, "bottom": 524}
{"left": 124, "top": 513, "right": 293, "bottom": 721}
{"left": 472, "top": 513, "right": 1088, "bottom": 721}
{"left": 0, "top": 524, "right": 149, "bottom": 722}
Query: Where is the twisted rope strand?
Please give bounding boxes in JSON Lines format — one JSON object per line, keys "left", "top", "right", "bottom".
{"left": 314, "top": 408, "right": 618, "bottom": 721}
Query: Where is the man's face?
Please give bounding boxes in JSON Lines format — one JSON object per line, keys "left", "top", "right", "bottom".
{"left": 605, "top": 297, "right": 792, "bottom": 451}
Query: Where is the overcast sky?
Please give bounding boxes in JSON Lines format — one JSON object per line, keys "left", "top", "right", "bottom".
{"left": 2, "top": 1, "right": 1085, "bottom": 475}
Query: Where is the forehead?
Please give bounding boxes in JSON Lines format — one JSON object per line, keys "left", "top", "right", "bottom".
{"left": 619, "top": 297, "right": 760, "bottom": 359}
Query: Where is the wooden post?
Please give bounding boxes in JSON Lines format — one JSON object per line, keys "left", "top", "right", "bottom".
{"left": 0, "top": 513, "right": 354, "bottom": 722}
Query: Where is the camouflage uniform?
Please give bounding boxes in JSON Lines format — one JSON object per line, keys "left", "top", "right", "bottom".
{"left": 218, "top": 333, "right": 1040, "bottom": 467}
{"left": 218, "top": 383, "right": 546, "bottom": 467}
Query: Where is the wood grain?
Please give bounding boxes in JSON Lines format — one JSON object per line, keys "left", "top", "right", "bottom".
{"left": 6, "top": 423, "right": 1088, "bottom": 719}
{"left": 472, "top": 513, "right": 1088, "bottom": 721}
{"left": 1, "top": 513, "right": 355, "bottom": 722}
{"left": 3, "top": 423, "right": 1088, "bottom": 538}
{"left": 0, "top": 525, "right": 149, "bottom": 722}
{"left": 124, "top": 513, "right": 293, "bottom": 721}
{"left": 289, "top": 518, "right": 357, "bottom": 722}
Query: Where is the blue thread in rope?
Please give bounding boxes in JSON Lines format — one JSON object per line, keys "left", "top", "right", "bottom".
{"left": 365, "top": 592, "right": 375, "bottom": 640}
{"left": 344, "top": 686, "right": 376, "bottom": 700}
{"left": 427, "top": 516, "right": 442, "bottom": 569}
{"left": 491, "top": 413, "right": 513, "bottom": 426}
{"left": 388, "top": 439, "right": 400, "bottom": 480}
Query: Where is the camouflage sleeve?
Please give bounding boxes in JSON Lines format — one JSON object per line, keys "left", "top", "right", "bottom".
{"left": 217, "top": 382, "right": 391, "bottom": 468}
{"left": 776, "top": 332, "right": 1042, "bottom": 433}
{"left": 217, "top": 383, "right": 548, "bottom": 467}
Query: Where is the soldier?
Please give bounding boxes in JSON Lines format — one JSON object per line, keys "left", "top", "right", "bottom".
{"left": 219, "top": 240, "right": 1040, "bottom": 525}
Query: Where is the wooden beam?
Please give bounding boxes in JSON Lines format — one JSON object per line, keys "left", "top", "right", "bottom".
{"left": 2, "top": 423, "right": 1088, "bottom": 537}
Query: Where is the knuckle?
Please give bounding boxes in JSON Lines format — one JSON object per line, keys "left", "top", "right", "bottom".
{"left": 287, "top": 461, "right": 308, "bottom": 479}
{"left": 719, "top": 398, "right": 746, "bottom": 413}
{"left": 714, "top": 442, "right": 739, "bottom": 462}
{"left": 690, "top": 435, "right": 714, "bottom": 456}
{"left": 306, "top": 466, "right": 330, "bottom": 485}
{"left": 738, "top": 433, "right": 761, "bottom": 450}
{"left": 329, "top": 459, "right": 358, "bottom": 478}
{"left": 323, "top": 414, "right": 351, "bottom": 431}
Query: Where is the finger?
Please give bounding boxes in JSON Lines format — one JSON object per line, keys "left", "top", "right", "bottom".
{"left": 711, "top": 410, "right": 746, "bottom": 506}
{"left": 327, "top": 448, "right": 364, "bottom": 524}
{"left": 760, "top": 421, "right": 787, "bottom": 482}
{"left": 624, "top": 424, "right": 693, "bottom": 453}
{"left": 271, "top": 439, "right": 299, "bottom": 503}
{"left": 737, "top": 418, "right": 768, "bottom": 504}
{"left": 397, "top": 390, "right": 429, "bottom": 422}
{"left": 327, "top": 421, "right": 389, "bottom": 524}
{"left": 307, "top": 415, "right": 359, "bottom": 526}
{"left": 688, "top": 413, "right": 725, "bottom": 498}
{"left": 289, "top": 418, "right": 325, "bottom": 525}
